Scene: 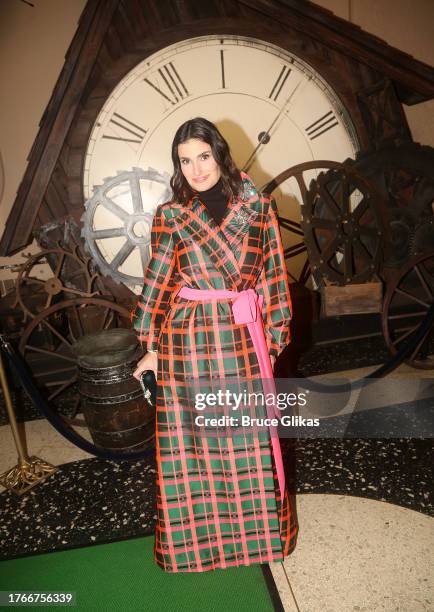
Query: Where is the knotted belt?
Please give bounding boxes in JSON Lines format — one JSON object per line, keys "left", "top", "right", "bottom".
{"left": 177, "top": 286, "right": 285, "bottom": 503}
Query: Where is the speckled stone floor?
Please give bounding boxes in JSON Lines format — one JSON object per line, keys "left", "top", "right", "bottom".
{"left": 1, "top": 435, "right": 432, "bottom": 562}
{"left": 298, "top": 334, "right": 391, "bottom": 376}
{"left": 0, "top": 457, "right": 157, "bottom": 561}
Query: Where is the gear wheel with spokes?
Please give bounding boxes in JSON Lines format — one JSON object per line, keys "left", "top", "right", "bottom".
{"left": 81, "top": 167, "right": 172, "bottom": 286}
{"left": 301, "top": 166, "right": 388, "bottom": 285}
{"left": 16, "top": 246, "right": 98, "bottom": 318}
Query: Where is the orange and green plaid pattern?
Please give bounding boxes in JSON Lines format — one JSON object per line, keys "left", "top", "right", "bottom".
{"left": 131, "top": 173, "right": 298, "bottom": 572}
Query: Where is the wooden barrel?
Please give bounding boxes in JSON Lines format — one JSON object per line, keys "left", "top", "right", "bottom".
{"left": 73, "top": 328, "right": 153, "bottom": 451}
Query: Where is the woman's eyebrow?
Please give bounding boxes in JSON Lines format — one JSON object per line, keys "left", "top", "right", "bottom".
{"left": 179, "top": 149, "right": 212, "bottom": 161}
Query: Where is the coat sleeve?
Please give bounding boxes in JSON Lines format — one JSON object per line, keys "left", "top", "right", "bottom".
{"left": 130, "top": 205, "right": 178, "bottom": 353}
{"left": 255, "top": 196, "right": 292, "bottom": 358}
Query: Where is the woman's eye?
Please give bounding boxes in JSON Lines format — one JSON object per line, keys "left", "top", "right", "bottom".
{"left": 200, "top": 154, "right": 210, "bottom": 160}
{"left": 180, "top": 159, "right": 189, "bottom": 165}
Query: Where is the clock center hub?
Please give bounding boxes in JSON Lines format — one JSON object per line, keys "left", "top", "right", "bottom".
{"left": 258, "top": 131, "right": 271, "bottom": 145}
{"left": 126, "top": 212, "right": 154, "bottom": 246}
{"left": 132, "top": 220, "right": 148, "bottom": 238}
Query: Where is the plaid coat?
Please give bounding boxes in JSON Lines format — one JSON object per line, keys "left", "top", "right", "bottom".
{"left": 132, "top": 172, "right": 298, "bottom": 572}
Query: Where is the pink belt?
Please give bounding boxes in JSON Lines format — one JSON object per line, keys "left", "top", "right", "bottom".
{"left": 177, "top": 286, "right": 285, "bottom": 503}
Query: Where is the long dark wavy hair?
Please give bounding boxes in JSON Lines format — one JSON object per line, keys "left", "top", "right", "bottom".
{"left": 170, "top": 117, "right": 243, "bottom": 205}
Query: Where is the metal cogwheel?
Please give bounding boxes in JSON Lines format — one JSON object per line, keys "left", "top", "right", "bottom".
{"left": 81, "top": 167, "right": 172, "bottom": 286}
{"left": 261, "top": 160, "right": 342, "bottom": 286}
{"left": 344, "top": 144, "right": 434, "bottom": 270}
{"left": 301, "top": 166, "right": 387, "bottom": 286}
{"left": 16, "top": 246, "right": 98, "bottom": 318}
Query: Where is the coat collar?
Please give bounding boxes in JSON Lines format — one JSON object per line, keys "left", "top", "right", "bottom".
{"left": 190, "top": 173, "right": 258, "bottom": 243}
{"left": 167, "top": 172, "right": 259, "bottom": 290}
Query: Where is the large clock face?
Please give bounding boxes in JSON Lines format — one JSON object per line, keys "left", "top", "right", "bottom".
{"left": 83, "top": 35, "right": 359, "bottom": 291}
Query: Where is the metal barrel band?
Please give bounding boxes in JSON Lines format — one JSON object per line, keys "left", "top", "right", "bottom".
{"left": 80, "top": 389, "right": 144, "bottom": 404}
{"left": 91, "top": 418, "right": 153, "bottom": 435}
{"left": 78, "top": 371, "right": 137, "bottom": 385}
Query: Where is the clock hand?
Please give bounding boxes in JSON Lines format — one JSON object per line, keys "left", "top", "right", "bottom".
{"left": 242, "top": 80, "right": 303, "bottom": 173}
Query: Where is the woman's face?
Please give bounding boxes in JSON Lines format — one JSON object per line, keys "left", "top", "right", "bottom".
{"left": 178, "top": 138, "right": 221, "bottom": 192}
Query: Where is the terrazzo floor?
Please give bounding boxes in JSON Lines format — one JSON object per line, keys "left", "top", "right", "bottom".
{"left": 1, "top": 435, "right": 432, "bottom": 563}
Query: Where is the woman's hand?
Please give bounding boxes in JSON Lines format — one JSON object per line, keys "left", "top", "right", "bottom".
{"left": 133, "top": 351, "right": 157, "bottom": 379}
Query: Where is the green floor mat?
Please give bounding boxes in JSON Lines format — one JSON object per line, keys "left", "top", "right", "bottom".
{"left": 0, "top": 536, "right": 277, "bottom": 611}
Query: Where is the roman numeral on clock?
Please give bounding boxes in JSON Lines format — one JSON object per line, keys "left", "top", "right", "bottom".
{"left": 102, "top": 112, "right": 147, "bottom": 144}
{"left": 144, "top": 62, "right": 189, "bottom": 105}
{"left": 305, "top": 110, "right": 339, "bottom": 140}
{"left": 269, "top": 65, "right": 292, "bottom": 101}
{"left": 220, "top": 49, "right": 226, "bottom": 89}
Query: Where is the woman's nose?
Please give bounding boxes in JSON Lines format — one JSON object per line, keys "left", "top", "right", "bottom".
{"left": 192, "top": 161, "right": 202, "bottom": 175}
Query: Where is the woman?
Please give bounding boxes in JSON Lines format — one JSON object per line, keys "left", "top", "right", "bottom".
{"left": 132, "top": 117, "right": 298, "bottom": 572}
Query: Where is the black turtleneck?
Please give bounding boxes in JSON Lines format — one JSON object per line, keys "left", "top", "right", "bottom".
{"left": 198, "top": 177, "right": 228, "bottom": 226}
